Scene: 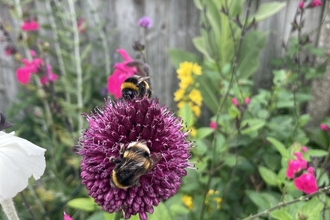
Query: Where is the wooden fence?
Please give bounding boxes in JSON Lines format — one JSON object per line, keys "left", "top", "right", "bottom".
{"left": 0, "top": 0, "right": 328, "bottom": 125}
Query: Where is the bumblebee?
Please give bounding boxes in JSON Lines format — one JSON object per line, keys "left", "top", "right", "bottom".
{"left": 109, "top": 140, "right": 161, "bottom": 189}
{"left": 121, "top": 75, "right": 152, "bottom": 100}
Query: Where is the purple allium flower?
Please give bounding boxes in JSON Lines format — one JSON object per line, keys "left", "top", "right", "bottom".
{"left": 138, "top": 16, "right": 152, "bottom": 29}
{"left": 78, "top": 97, "right": 193, "bottom": 219}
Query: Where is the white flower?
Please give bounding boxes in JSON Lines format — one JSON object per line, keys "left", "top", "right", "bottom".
{"left": 0, "top": 131, "right": 46, "bottom": 202}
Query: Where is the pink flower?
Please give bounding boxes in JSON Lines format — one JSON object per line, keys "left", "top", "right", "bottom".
{"left": 5, "top": 45, "right": 16, "bottom": 56}
{"left": 294, "top": 167, "right": 318, "bottom": 194}
{"left": 301, "top": 146, "right": 308, "bottom": 152}
{"left": 310, "top": 0, "right": 322, "bottom": 7}
{"left": 209, "top": 121, "right": 217, "bottom": 130}
{"left": 30, "top": 50, "right": 37, "bottom": 57}
{"left": 21, "top": 19, "right": 39, "bottom": 31}
{"left": 64, "top": 212, "right": 72, "bottom": 220}
{"left": 320, "top": 123, "right": 329, "bottom": 131}
{"left": 245, "top": 97, "right": 250, "bottom": 105}
{"left": 138, "top": 16, "right": 152, "bottom": 29}
{"left": 40, "top": 64, "right": 58, "bottom": 85}
{"left": 77, "top": 18, "right": 85, "bottom": 33}
{"left": 286, "top": 152, "right": 307, "bottom": 179}
{"left": 16, "top": 67, "right": 32, "bottom": 84}
{"left": 22, "top": 58, "right": 43, "bottom": 73}
{"left": 107, "top": 49, "right": 137, "bottom": 98}
{"left": 231, "top": 98, "right": 239, "bottom": 107}
{"left": 298, "top": 1, "right": 304, "bottom": 9}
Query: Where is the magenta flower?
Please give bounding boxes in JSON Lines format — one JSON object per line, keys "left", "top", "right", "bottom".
{"left": 40, "top": 64, "right": 58, "bottom": 85}
{"left": 16, "top": 67, "right": 32, "bottom": 84}
{"left": 320, "top": 123, "right": 329, "bottom": 131}
{"left": 301, "top": 146, "right": 308, "bottom": 152}
{"left": 231, "top": 98, "right": 239, "bottom": 107}
{"left": 21, "top": 19, "right": 39, "bottom": 31}
{"left": 298, "top": 1, "right": 304, "bottom": 9}
{"left": 77, "top": 18, "right": 86, "bottom": 33}
{"left": 63, "top": 212, "right": 72, "bottom": 220}
{"left": 209, "top": 121, "right": 217, "bottom": 130}
{"left": 30, "top": 50, "right": 37, "bottom": 57}
{"left": 5, "top": 45, "right": 16, "bottom": 56}
{"left": 16, "top": 58, "right": 44, "bottom": 84}
{"left": 286, "top": 152, "right": 307, "bottom": 179}
{"left": 294, "top": 167, "right": 318, "bottom": 194}
{"left": 244, "top": 97, "right": 250, "bottom": 105}
{"left": 310, "top": 0, "right": 322, "bottom": 7}
{"left": 138, "top": 16, "right": 152, "bottom": 29}
{"left": 107, "top": 49, "right": 137, "bottom": 98}
{"left": 78, "top": 98, "right": 193, "bottom": 219}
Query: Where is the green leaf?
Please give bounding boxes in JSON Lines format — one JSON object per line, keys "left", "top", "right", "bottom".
{"left": 178, "top": 102, "right": 195, "bottom": 128}
{"left": 81, "top": 44, "right": 92, "bottom": 61}
{"left": 194, "top": 127, "right": 214, "bottom": 140}
{"left": 258, "top": 166, "right": 278, "bottom": 186}
{"left": 193, "top": 0, "right": 202, "bottom": 10}
{"left": 305, "top": 149, "right": 328, "bottom": 158}
{"left": 168, "top": 48, "right": 200, "bottom": 69}
{"left": 300, "top": 197, "right": 324, "bottom": 219}
{"left": 198, "top": 75, "right": 219, "bottom": 114}
{"left": 240, "top": 119, "right": 265, "bottom": 134}
{"left": 192, "top": 37, "right": 214, "bottom": 62}
{"left": 270, "top": 209, "right": 293, "bottom": 220}
{"left": 245, "top": 190, "right": 269, "bottom": 209}
{"left": 252, "top": 2, "right": 287, "bottom": 22}
{"left": 237, "top": 31, "right": 267, "bottom": 78}
{"left": 267, "top": 137, "right": 289, "bottom": 157}
{"left": 148, "top": 201, "right": 172, "bottom": 220}
{"left": 67, "top": 198, "right": 97, "bottom": 212}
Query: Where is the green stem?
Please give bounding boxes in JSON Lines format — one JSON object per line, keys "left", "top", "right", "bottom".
{"left": 0, "top": 198, "right": 20, "bottom": 220}
{"left": 114, "top": 211, "right": 122, "bottom": 220}
{"left": 14, "top": 0, "right": 53, "bottom": 126}
{"left": 241, "top": 186, "right": 330, "bottom": 220}
{"left": 45, "top": 0, "right": 71, "bottom": 104}
{"left": 86, "top": 0, "right": 111, "bottom": 76}
{"left": 68, "top": 0, "right": 83, "bottom": 133}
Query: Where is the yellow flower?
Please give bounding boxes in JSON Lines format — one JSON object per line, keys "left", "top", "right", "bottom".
{"left": 205, "top": 190, "right": 222, "bottom": 211}
{"left": 179, "top": 75, "right": 194, "bottom": 89}
{"left": 174, "top": 89, "right": 185, "bottom": 102}
{"left": 192, "top": 63, "right": 202, "bottom": 75}
{"left": 189, "top": 89, "right": 203, "bottom": 106}
{"left": 190, "top": 127, "right": 197, "bottom": 137}
{"left": 177, "top": 101, "right": 186, "bottom": 110}
{"left": 191, "top": 104, "right": 201, "bottom": 117}
{"left": 177, "top": 62, "right": 193, "bottom": 78}
{"left": 182, "top": 195, "right": 193, "bottom": 210}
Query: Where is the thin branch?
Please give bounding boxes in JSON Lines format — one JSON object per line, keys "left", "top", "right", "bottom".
{"left": 242, "top": 186, "right": 330, "bottom": 220}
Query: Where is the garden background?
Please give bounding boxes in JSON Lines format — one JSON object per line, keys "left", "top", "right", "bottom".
{"left": 0, "top": 0, "right": 330, "bottom": 220}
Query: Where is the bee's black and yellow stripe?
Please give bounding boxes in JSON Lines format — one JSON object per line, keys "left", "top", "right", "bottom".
{"left": 121, "top": 75, "right": 152, "bottom": 100}
{"left": 111, "top": 141, "right": 152, "bottom": 189}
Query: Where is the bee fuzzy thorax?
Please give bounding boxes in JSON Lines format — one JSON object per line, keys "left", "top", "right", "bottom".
{"left": 110, "top": 141, "right": 159, "bottom": 189}
{"left": 121, "top": 75, "right": 152, "bottom": 100}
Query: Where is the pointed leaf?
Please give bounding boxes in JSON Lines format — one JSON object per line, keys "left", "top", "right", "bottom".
{"left": 258, "top": 166, "right": 278, "bottom": 186}
{"left": 267, "top": 137, "right": 289, "bottom": 157}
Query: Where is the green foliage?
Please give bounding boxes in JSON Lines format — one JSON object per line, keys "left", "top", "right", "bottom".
{"left": 167, "top": 0, "right": 330, "bottom": 220}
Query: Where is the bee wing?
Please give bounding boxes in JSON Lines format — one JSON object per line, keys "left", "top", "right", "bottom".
{"left": 137, "top": 76, "right": 150, "bottom": 84}
{"left": 149, "top": 153, "right": 162, "bottom": 171}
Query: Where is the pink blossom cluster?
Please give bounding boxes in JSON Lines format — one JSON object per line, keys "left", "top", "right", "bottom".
{"left": 21, "top": 19, "right": 39, "bottom": 31}
{"left": 16, "top": 50, "right": 58, "bottom": 85}
{"left": 286, "top": 147, "right": 318, "bottom": 194}
{"left": 231, "top": 97, "right": 250, "bottom": 107}
{"left": 299, "top": 0, "right": 322, "bottom": 10}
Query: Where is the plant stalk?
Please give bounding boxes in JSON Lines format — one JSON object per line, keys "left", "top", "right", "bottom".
{"left": 0, "top": 198, "right": 20, "bottom": 220}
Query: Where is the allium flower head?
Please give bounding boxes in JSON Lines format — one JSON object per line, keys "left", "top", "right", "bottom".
{"left": 138, "top": 16, "right": 152, "bottom": 29}
{"left": 79, "top": 97, "right": 193, "bottom": 219}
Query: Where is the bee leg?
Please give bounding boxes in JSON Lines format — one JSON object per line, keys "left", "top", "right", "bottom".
{"left": 109, "top": 156, "right": 121, "bottom": 164}
{"left": 119, "top": 143, "right": 125, "bottom": 157}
